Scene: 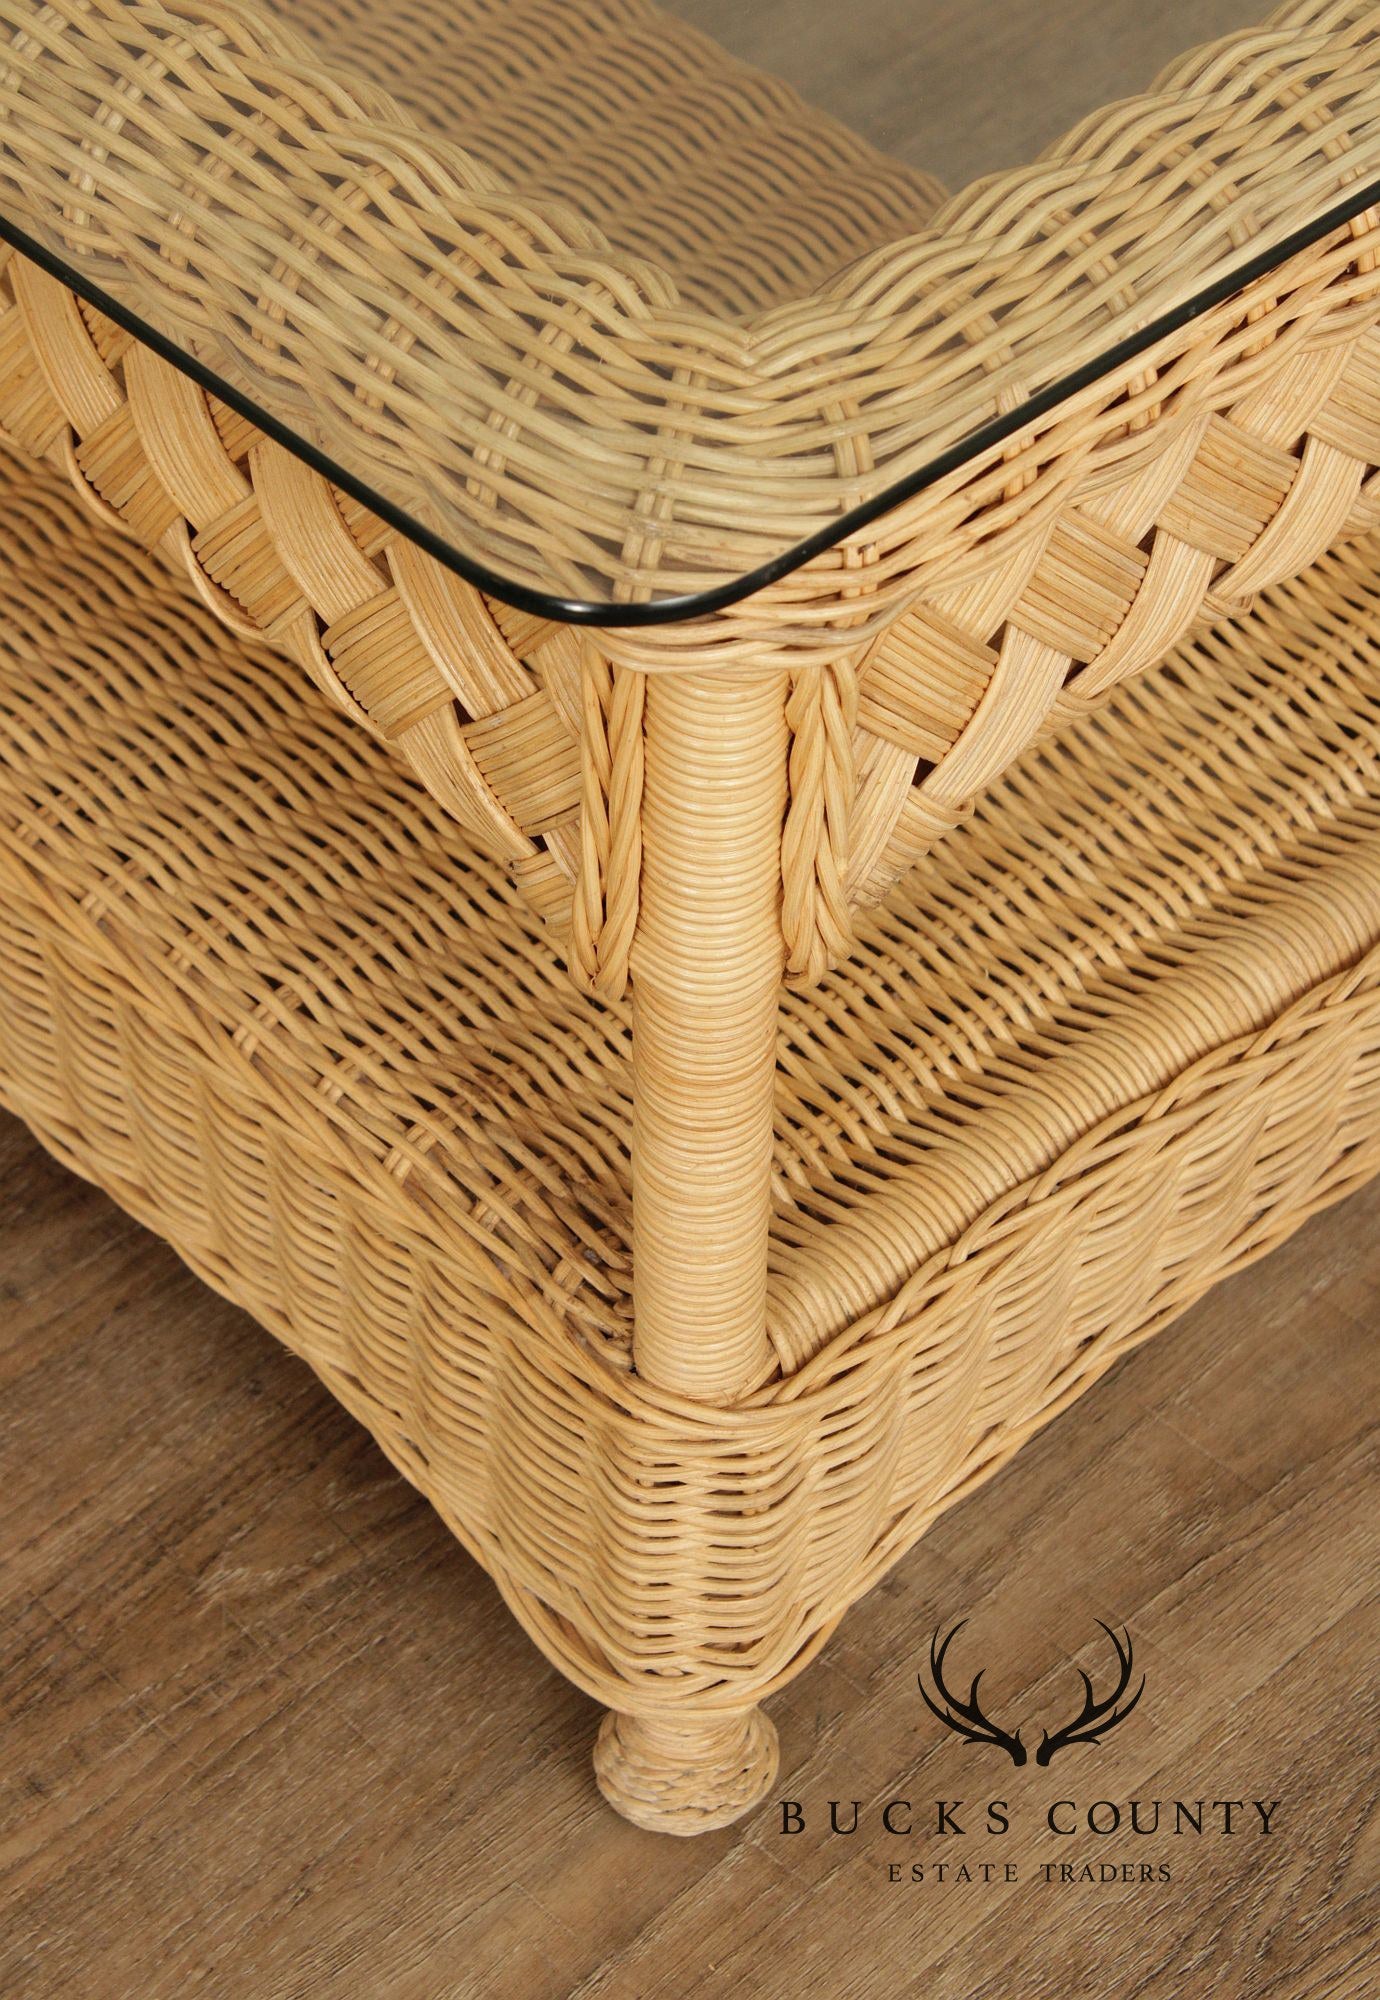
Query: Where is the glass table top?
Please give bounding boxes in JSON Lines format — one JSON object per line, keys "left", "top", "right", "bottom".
{"left": 0, "top": 0, "right": 1377, "bottom": 623}
{"left": 671, "top": 0, "right": 1266, "bottom": 192}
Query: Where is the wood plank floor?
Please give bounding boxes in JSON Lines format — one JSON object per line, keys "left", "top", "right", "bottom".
{"left": 1, "top": 1104, "right": 1375, "bottom": 1999}
{"left": 676, "top": 0, "right": 1262, "bottom": 188}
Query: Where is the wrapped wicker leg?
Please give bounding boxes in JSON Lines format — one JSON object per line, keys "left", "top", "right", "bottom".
{"left": 594, "top": 1708, "right": 781, "bottom": 1837}
{"left": 4, "top": 427, "right": 1380, "bottom": 1832}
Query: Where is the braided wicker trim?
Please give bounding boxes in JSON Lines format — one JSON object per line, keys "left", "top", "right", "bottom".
{"left": 0, "top": 244, "right": 607, "bottom": 967}
{"left": 7, "top": 238, "right": 1380, "bottom": 989}
{"left": 844, "top": 319, "right": 1380, "bottom": 924}
{"left": 3, "top": 433, "right": 1380, "bottom": 1711}
{"left": 0, "top": 0, "right": 1378, "bottom": 623}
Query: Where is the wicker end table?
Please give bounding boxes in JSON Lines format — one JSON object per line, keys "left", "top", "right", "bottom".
{"left": 0, "top": 0, "right": 1378, "bottom": 1835}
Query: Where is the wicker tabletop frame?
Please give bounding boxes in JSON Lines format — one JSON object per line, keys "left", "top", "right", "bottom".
{"left": 0, "top": 0, "right": 1379, "bottom": 1834}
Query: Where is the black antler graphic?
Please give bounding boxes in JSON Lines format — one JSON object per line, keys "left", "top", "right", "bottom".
{"left": 917, "top": 1620, "right": 1028, "bottom": 1766}
{"left": 1034, "top": 1622, "right": 1144, "bottom": 1766}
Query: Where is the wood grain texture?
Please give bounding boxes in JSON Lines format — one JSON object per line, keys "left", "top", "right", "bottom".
{"left": 1, "top": 1107, "right": 1374, "bottom": 1999}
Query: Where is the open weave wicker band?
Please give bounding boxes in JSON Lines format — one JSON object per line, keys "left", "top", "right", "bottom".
{"left": 6, "top": 236, "right": 1380, "bottom": 990}
{"left": 1, "top": 0, "right": 1379, "bottom": 623}
{"left": 2, "top": 434, "right": 1379, "bottom": 1718}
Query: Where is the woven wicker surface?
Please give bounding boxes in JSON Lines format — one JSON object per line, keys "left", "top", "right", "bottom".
{"left": 8, "top": 238, "right": 1380, "bottom": 1003}
{"left": 4, "top": 0, "right": 1380, "bottom": 1836}
{"left": 0, "top": 0, "right": 1378, "bottom": 616}
{"left": 2, "top": 432, "right": 1378, "bottom": 1738}
{"left": 265, "top": 0, "right": 948, "bottom": 317}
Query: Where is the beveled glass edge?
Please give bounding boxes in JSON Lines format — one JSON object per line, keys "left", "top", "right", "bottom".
{"left": 4, "top": 176, "right": 1380, "bottom": 629}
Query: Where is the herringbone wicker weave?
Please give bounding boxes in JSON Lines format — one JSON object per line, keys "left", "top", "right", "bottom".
{"left": 1, "top": 0, "right": 1380, "bottom": 1833}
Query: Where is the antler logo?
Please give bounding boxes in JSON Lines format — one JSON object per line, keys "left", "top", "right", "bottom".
{"left": 918, "top": 1619, "right": 1144, "bottom": 1766}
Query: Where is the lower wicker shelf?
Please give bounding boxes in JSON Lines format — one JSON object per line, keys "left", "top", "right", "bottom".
{"left": 1, "top": 434, "right": 1379, "bottom": 1829}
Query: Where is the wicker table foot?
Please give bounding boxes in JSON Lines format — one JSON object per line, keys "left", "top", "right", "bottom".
{"left": 594, "top": 1706, "right": 780, "bottom": 1835}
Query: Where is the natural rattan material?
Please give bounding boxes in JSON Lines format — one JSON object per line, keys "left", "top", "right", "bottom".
{"left": 4, "top": 0, "right": 1380, "bottom": 1839}
{"left": 0, "top": 0, "right": 1378, "bottom": 619}
{"left": 266, "top": 0, "right": 949, "bottom": 317}
{"left": 2, "top": 436, "right": 1380, "bottom": 1827}
{"left": 7, "top": 240, "right": 1380, "bottom": 999}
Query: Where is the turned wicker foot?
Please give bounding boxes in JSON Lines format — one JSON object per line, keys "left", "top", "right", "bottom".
{"left": 594, "top": 1707, "right": 780, "bottom": 1835}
